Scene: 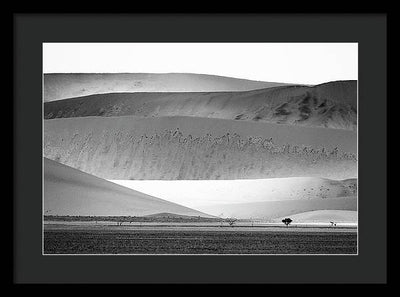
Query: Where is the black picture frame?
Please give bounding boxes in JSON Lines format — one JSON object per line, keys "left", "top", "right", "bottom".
{"left": 13, "top": 13, "right": 387, "bottom": 284}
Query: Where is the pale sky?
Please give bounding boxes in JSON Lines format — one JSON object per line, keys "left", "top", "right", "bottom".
{"left": 43, "top": 43, "right": 358, "bottom": 85}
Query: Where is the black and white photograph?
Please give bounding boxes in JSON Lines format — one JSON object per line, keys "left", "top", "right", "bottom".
{"left": 42, "top": 42, "right": 358, "bottom": 255}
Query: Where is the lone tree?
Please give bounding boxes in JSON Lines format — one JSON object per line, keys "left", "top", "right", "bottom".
{"left": 226, "top": 217, "right": 237, "bottom": 227}
{"left": 282, "top": 218, "right": 293, "bottom": 227}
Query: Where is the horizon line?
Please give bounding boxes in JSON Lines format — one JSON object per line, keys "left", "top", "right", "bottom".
{"left": 42, "top": 72, "right": 357, "bottom": 86}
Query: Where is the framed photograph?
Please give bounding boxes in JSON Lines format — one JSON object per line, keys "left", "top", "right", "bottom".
{"left": 14, "top": 13, "right": 387, "bottom": 284}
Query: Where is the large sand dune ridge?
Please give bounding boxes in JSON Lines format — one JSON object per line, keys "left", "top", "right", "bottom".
{"left": 44, "top": 73, "right": 290, "bottom": 102}
{"left": 44, "top": 116, "right": 357, "bottom": 180}
{"left": 45, "top": 80, "right": 357, "bottom": 130}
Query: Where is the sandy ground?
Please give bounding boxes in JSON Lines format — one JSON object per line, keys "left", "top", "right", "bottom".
{"left": 44, "top": 226, "right": 357, "bottom": 254}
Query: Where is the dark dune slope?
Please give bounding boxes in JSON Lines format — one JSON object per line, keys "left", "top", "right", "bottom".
{"left": 44, "top": 157, "right": 212, "bottom": 217}
{"left": 44, "top": 116, "right": 357, "bottom": 180}
{"left": 44, "top": 80, "right": 357, "bottom": 130}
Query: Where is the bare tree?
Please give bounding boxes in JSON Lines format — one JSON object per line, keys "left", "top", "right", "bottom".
{"left": 226, "top": 217, "right": 237, "bottom": 227}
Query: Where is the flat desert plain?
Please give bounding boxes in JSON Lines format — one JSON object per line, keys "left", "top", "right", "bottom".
{"left": 44, "top": 223, "right": 357, "bottom": 254}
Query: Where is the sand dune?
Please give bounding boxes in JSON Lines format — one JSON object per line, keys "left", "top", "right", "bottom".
{"left": 43, "top": 74, "right": 358, "bottom": 221}
{"left": 275, "top": 210, "right": 357, "bottom": 223}
{"left": 109, "top": 177, "right": 357, "bottom": 209}
{"left": 43, "top": 157, "right": 212, "bottom": 217}
{"left": 44, "top": 116, "right": 357, "bottom": 180}
{"left": 196, "top": 197, "right": 357, "bottom": 220}
{"left": 44, "top": 73, "right": 290, "bottom": 102}
{"left": 44, "top": 80, "right": 357, "bottom": 130}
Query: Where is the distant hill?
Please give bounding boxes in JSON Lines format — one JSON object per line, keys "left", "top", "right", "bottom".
{"left": 44, "top": 157, "right": 212, "bottom": 217}
{"left": 144, "top": 212, "right": 207, "bottom": 219}
{"left": 44, "top": 73, "right": 291, "bottom": 102}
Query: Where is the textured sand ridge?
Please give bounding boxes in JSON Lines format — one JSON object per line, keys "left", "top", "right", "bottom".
{"left": 44, "top": 157, "right": 212, "bottom": 217}
{"left": 44, "top": 116, "right": 357, "bottom": 180}
{"left": 44, "top": 73, "right": 290, "bottom": 102}
{"left": 45, "top": 80, "right": 357, "bottom": 130}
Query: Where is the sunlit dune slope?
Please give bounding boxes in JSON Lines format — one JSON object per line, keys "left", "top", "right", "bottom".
{"left": 44, "top": 157, "right": 213, "bottom": 217}
{"left": 196, "top": 197, "right": 357, "bottom": 220}
{"left": 275, "top": 210, "right": 357, "bottom": 223}
{"left": 109, "top": 177, "right": 357, "bottom": 208}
